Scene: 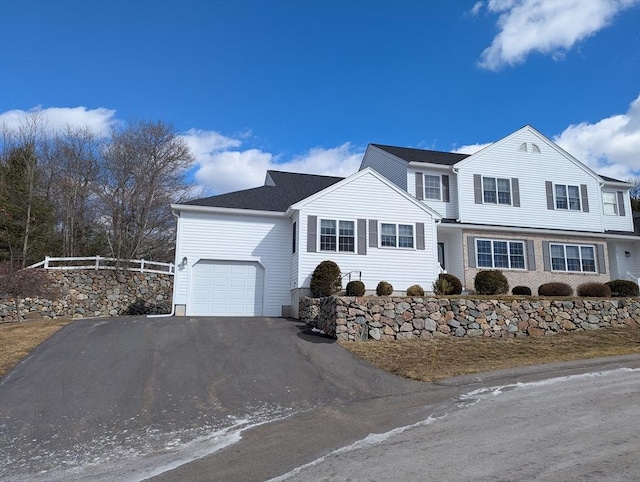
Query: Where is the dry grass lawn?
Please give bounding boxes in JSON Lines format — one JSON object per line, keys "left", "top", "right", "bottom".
{"left": 341, "top": 327, "right": 640, "bottom": 382}
{"left": 0, "top": 319, "right": 73, "bottom": 377}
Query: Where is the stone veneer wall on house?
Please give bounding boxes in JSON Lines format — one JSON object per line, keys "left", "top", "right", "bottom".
{"left": 462, "top": 230, "right": 609, "bottom": 292}
{"left": 299, "top": 296, "right": 639, "bottom": 341}
{"left": 0, "top": 270, "right": 173, "bottom": 321}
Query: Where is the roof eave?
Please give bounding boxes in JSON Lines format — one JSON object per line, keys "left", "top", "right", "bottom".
{"left": 171, "top": 204, "right": 286, "bottom": 217}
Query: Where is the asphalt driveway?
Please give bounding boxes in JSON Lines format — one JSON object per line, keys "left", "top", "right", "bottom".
{"left": 0, "top": 316, "right": 423, "bottom": 480}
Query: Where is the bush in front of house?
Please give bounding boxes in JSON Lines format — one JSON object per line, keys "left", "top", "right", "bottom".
{"left": 406, "top": 284, "right": 425, "bottom": 297}
{"left": 538, "top": 282, "right": 573, "bottom": 297}
{"left": 346, "top": 280, "right": 366, "bottom": 296}
{"left": 438, "top": 273, "right": 463, "bottom": 295}
{"left": 432, "top": 277, "right": 452, "bottom": 295}
{"left": 474, "top": 270, "right": 509, "bottom": 295}
{"left": 376, "top": 281, "right": 393, "bottom": 296}
{"left": 577, "top": 282, "right": 611, "bottom": 298}
{"left": 310, "top": 260, "right": 342, "bottom": 297}
{"left": 605, "top": 279, "right": 639, "bottom": 297}
{"left": 512, "top": 285, "right": 532, "bottom": 296}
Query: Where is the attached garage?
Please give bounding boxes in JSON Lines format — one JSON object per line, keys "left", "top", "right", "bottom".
{"left": 188, "top": 260, "right": 264, "bottom": 316}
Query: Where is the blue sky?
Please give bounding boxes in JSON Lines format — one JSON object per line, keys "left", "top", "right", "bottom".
{"left": 1, "top": 0, "right": 639, "bottom": 194}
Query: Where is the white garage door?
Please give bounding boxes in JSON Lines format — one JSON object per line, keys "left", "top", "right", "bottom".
{"left": 189, "top": 260, "right": 264, "bottom": 316}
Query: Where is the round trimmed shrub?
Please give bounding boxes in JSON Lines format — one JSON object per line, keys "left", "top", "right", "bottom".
{"left": 512, "top": 285, "right": 532, "bottom": 296}
{"left": 474, "top": 270, "right": 509, "bottom": 295}
{"left": 605, "top": 279, "right": 639, "bottom": 297}
{"left": 376, "top": 281, "right": 393, "bottom": 296}
{"left": 577, "top": 282, "right": 611, "bottom": 298}
{"left": 438, "top": 273, "right": 462, "bottom": 295}
{"left": 406, "top": 284, "right": 424, "bottom": 297}
{"left": 346, "top": 280, "right": 366, "bottom": 297}
{"left": 310, "top": 260, "right": 341, "bottom": 297}
{"left": 538, "top": 282, "right": 573, "bottom": 297}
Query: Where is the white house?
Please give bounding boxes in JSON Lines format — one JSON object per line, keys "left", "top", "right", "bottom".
{"left": 172, "top": 125, "right": 640, "bottom": 318}
{"left": 171, "top": 168, "right": 441, "bottom": 318}
{"left": 361, "top": 125, "right": 640, "bottom": 292}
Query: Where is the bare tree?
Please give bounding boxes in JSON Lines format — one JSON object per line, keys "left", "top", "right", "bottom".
{"left": 42, "top": 125, "right": 102, "bottom": 256}
{"left": 97, "top": 120, "right": 194, "bottom": 263}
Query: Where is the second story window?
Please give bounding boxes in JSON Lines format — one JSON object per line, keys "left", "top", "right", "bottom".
{"left": 555, "top": 184, "right": 581, "bottom": 210}
{"left": 483, "top": 177, "right": 511, "bottom": 205}
{"left": 424, "top": 175, "right": 441, "bottom": 200}
{"left": 602, "top": 191, "right": 619, "bottom": 215}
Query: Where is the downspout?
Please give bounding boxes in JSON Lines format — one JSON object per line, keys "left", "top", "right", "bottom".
{"left": 147, "top": 209, "right": 180, "bottom": 318}
{"left": 452, "top": 166, "right": 462, "bottom": 223}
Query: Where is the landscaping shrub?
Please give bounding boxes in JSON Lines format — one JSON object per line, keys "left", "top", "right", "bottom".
{"left": 512, "top": 285, "right": 532, "bottom": 296}
{"left": 310, "top": 260, "right": 342, "bottom": 297}
{"left": 538, "top": 282, "right": 573, "bottom": 297}
{"left": 577, "top": 282, "right": 611, "bottom": 298}
{"left": 474, "top": 270, "right": 509, "bottom": 295}
{"left": 406, "top": 284, "right": 425, "bottom": 297}
{"left": 346, "top": 280, "right": 366, "bottom": 297}
{"left": 605, "top": 279, "right": 639, "bottom": 297}
{"left": 438, "top": 273, "right": 462, "bottom": 295}
{"left": 432, "top": 277, "right": 452, "bottom": 295}
{"left": 376, "top": 281, "right": 393, "bottom": 296}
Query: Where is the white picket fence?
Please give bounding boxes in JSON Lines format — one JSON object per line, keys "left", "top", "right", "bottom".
{"left": 27, "top": 256, "right": 175, "bottom": 275}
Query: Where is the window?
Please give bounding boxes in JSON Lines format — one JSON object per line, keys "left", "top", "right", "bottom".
{"left": 549, "top": 244, "right": 596, "bottom": 272}
{"left": 555, "top": 184, "right": 581, "bottom": 210}
{"left": 320, "top": 219, "right": 355, "bottom": 252}
{"left": 476, "top": 239, "right": 525, "bottom": 269}
{"left": 483, "top": 177, "right": 511, "bottom": 205}
{"left": 380, "top": 223, "right": 414, "bottom": 248}
{"left": 292, "top": 222, "right": 297, "bottom": 253}
{"left": 602, "top": 192, "right": 618, "bottom": 215}
{"left": 424, "top": 175, "right": 441, "bottom": 200}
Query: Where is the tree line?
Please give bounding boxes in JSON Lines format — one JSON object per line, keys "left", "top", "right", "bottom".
{"left": 0, "top": 113, "right": 195, "bottom": 269}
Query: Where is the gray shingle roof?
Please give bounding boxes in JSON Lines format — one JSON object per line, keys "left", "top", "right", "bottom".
{"left": 600, "top": 174, "right": 627, "bottom": 183}
{"left": 182, "top": 170, "right": 343, "bottom": 212}
{"left": 371, "top": 144, "right": 469, "bottom": 166}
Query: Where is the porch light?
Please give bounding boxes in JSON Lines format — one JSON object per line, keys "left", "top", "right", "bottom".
{"left": 625, "top": 251, "right": 631, "bottom": 258}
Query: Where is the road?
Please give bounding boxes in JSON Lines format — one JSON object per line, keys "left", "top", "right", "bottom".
{"left": 0, "top": 315, "right": 638, "bottom": 481}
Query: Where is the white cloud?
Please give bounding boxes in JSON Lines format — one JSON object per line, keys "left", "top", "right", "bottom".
{"left": 477, "top": 0, "right": 640, "bottom": 70}
{"left": 0, "top": 106, "right": 117, "bottom": 136}
{"left": 453, "top": 142, "right": 493, "bottom": 154}
{"left": 183, "top": 128, "right": 363, "bottom": 194}
{"left": 554, "top": 94, "right": 640, "bottom": 179}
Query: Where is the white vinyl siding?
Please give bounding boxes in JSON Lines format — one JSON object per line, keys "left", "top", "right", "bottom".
{"left": 173, "top": 211, "right": 290, "bottom": 317}
{"left": 407, "top": 167, "right": 458, "bottom": 219}
{"left": 297, "top": 172, "right": 438, "bottom": 292}
{"left": 601, "top": 189, "right": 633, "bottom": 232}
{"left": 457, "top": 129, "right": 603, "bottom": 232}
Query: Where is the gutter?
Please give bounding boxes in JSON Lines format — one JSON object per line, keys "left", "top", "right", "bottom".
{"left": 148, "top": 209, "right": 181, "bottom": 318}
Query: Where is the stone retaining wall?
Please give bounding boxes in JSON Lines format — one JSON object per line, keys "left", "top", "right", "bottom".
{"left": 299, "top": 296, "right": 639, "bottom": 341}
{"left": 0, "top": 270, "right": 173, "bottom": 321}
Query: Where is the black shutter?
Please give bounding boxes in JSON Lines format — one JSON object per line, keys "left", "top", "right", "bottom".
{"left": 545, "top": 182, "right": 554, "bottom": 210}
{"left": 442, "top": 175, "right": 450, "bottom": 202}
{"left": 542, "top": 241, "right": 551, "bottom": 271}
{"left": 307, "top": 216, "right": 317, "bottom": 252}
{"left": 526, "top": 240, "right": 536, "bottom": 271}
{"left": 368, "top": 219, "right": 378, "bottom": 247}
{"left": 617, "top": 191, "right": 626, "bottom": 216}
{"left": 357, "top": 219, "right": 366, "bottom": 255}
{"left": 580, "top": 184, "right": 589, "bottom": 212}
{"left": 473, "top": 175, "right": 482, "bottom": 204}
{"left": 467, "top": 236, "right": 476, "bottom": 268}
{"left": 416, "top": 223, "right": 425, "bottom": 250}
{"left": 511, "top": 178, "right": 520, "bottom": 207}
{"left": 415, "top": 173, "right": 424, "bottom": 200}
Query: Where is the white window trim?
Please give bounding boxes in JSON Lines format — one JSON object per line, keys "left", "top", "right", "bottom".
{"left": 423, "top": 173, "right": 442, "bottom": 201}
{"left": 602, "top": 191, "right": 618, "bottom": 216}
{"left": 379, "top": 222, "right": 416, "bottom": 250}
{"left": 482, "top": 176, "right": 512, "bottom": 206}
{"left": 475, "top": 238, "right": 526, "bottom": 270}
{"left": 549, "top": 243, "right": 596, "bottom": 273}
{"left": 318, "top": 218, "right": 357, "bottom": 253}
{"left": 554, "top": 183, "right": 581, "bottom": 211}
